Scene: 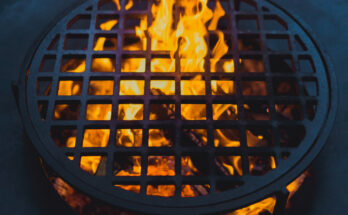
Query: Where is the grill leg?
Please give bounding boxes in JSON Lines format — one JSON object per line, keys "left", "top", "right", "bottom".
{"left": 273, "top": 188, "right": 290, "bottom": 215}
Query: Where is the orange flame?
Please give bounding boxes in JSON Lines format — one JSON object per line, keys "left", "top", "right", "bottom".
{"left": 55, "top": 0, "right": 306, "bottom": 205}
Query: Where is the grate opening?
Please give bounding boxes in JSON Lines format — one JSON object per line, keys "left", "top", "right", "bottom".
{"left": 125, "top": 13, "right": 147, "bottom": 30}
{"left": 123, "top": 34, "right": 145, "bottom": 51}
{"left": 148, "top": 156, "right": 175, "bottom": 176}
{"left": 299, "top": 55, "right": 315, "bottom": 73}
{"left": 211, "top": 79, "right": 235, "bottom": 95}
{"left": 38, "top": 101, "right": 48, "bottom": 120}
{"left": 58, "top": 78, "right": 83, "bottom": 96}
{"left": 114, "top": 155, "right": 142, "bottom": 176}
{"left": 83, "top": 128, "right": 110, "bottom": 147}
{"left": 114, "top": 184, "right": 141, "bottom": 193}
{"left": 146, "top": 185, "right": 175, "bottom": 197}
{"left": 88, "top": 78, "right": 114, "bottom": 95}
{"left": 150, "top": 80, "right": 175, "bottom": 95}
{"left": 64, "top": 34, "right": 89, "bottom": 50}
{"left": 98, "top": 0, "right": 120, "bottom": 11}
{"left": 216, "top": 155, "right": 243, "bottom": 176}
{"left": 246, "top": 127, "right": 273, "bottom": 147}
{"left": 263, "top": 15, "right": 288, "bottom": 31}
{"left": 182, "top": 104, "right": 207, "bottom": 120}
{"left": 242, "top": 79, "right": 267, "bottom": 96}
{"left": 240, "top": 55, "right": 264, "bottom": 73}
{"left": 67, "top": 14, "right": 91, "bottom": 30}
{"left": 182, "top": 153, "right": 210, "bottom": 176}
{"left": 120, "top": 79, "right": 145, "bottom": 95}
{"left": 236, "top": 15, "right": 259, "bottom": 31}
{"left": 121, "top": 55, "right": 146, "bottom": 72}
{"left": 151, "top": 57, "right": 176, "bottom": 72}
{"left": 303, "top": 78, "right": 318, "bottom": 97}
{"left": 118, "top": 103, "right": 144, "bottom": 120}
{"left": 53, "top": 102, "right": 80, "bottom": 120}
{"left": 86, "top": 103, "right": 112, "bottom": 120}
{"left": 126, "top": 0, "right": 148, "bottom": 11}
{"left": 47, "top": 35, "right": 59, "bottom": 50}
{"left": 214, "top": 128, "right": 240, "bottom": 147}
{"left": 94, "top": 34, "right": 118, "bottom": 51}
{"left": 275, "top": 102, "right": 303, "bottom": 121}
{"left": 148, "top": 128, "right": 174, "bottom": 147}
{"left": 269, "top": 55, "right": 294, "bottom": 73}
{"left": 80, "top": 155, "right": 107, "bottom": 176}
{"left": 248, "top": 155, "right": 276, "bottom": 176}
{"left": 306, "top": 100, "right": 317, "bottom": 121}
{"left": 266, "top": 34, "right": 291, "bottom": 51}
{"left": 61, "top": 55, "right": 86, "bottom": 73}
{"left": 273, "top": 77, "right": 299, "bottom": 96}
{"left": 40, "top": 55, "right": 56, "bottom": 73}
{"left": 51, "top": 126, "right": 77, "bottom": 148}
{"left": 238, "top": 34, "right": 262, "bottom": 51}
{"left": 279, "top": 125, "right": 305, "bottom": 147}
{"left": 36, "top": 77, "right": 52, "bottom": 96}
{"left": 216, "top": 180, "right": 244, "bottom": 192}
{"left": 244, "top": 101, "right": 270, "bottom": 120}
{"left": 212, "top": 104, "right": 238, "bottom": 120}
{"left": 235, "top": 0, "right": 257, "bottom": 11}
{"left": 294, "top": 35, "right": 308, "bottom": 51}
{"left": 91, "top": 54, "right": 116, "bottom": 72}
{"left": 181, "top": 78, "right": 206, "bottom": 96}
{"left": 116, "top": 128, "right": 143, "bottom": 147}
{"left": 182, "top": 128, "right": 208, "bottom": 147}
{"left": 181, "top": 184, "right": 210, "bottom": 197}
{"left": 96, "top": 14, "right": 119, "bottom": 30}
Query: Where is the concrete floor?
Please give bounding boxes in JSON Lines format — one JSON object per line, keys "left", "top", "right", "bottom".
{"left": 0, "top": 0, "right": 347, "bottom": 214}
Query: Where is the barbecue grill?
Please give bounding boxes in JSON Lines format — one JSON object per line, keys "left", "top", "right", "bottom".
{"left": 15, "top": 0, "right": 337, "bottom": 214}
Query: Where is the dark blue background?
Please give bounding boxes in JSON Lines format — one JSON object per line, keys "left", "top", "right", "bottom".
{"left": 0, "top": 0, "right": 347, "bottom": 214}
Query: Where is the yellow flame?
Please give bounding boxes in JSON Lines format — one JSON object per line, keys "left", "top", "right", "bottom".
{"left": 55, "top": 0, "right": 289, "bottom": 201}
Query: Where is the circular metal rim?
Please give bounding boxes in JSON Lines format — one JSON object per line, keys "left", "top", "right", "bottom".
{"left": 17, "top": 0, "right": 338, "bottom": 214}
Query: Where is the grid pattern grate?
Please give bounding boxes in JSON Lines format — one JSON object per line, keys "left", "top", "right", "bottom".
{"left": 24, "top": 0, "right": 333, "bottom": 212}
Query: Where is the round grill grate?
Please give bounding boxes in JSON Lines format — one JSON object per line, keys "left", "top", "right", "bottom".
{"left": 18, "top": 0, "right": 337, "bottom": 214}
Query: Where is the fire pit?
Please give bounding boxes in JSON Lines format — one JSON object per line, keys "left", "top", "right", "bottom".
{"left": 16, "top": 0, "right": 337, "bottom": 214}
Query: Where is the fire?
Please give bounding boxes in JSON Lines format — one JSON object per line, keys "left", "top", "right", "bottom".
{"left": 54, "top": 0, "right": 305, "bottom": 208}
{"left": 227, "top": 197, "right": 277, "bottom": 215}
{"left": 286, "top": 172, "right": 308, "bottom": 208}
